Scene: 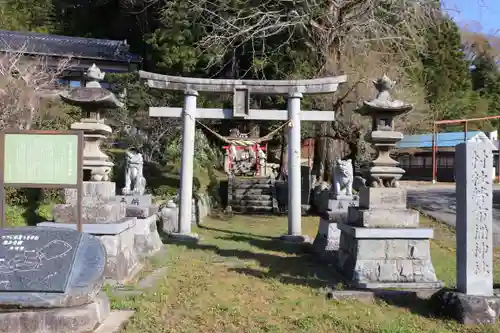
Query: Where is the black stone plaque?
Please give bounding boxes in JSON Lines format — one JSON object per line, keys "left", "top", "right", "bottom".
{"left": 0, "top": 228, "right": 81, "bottom": 293}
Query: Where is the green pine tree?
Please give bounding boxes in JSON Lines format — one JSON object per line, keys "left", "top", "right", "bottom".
{"left": 420, "top": 16, "right": 471, "bottom": 106}
{"left": 0, "top": 0, "right": 57, "bottom": 32}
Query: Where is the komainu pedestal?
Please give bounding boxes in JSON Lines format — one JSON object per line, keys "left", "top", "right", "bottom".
{"left": 337, "top": 182, "right": 442, "bottom": 289}
{"left": 313, "top": 159, "right": 358, "bottom": 260}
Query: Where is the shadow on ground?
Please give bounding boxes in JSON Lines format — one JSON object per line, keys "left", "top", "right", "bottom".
{"left": 162, "top": 227, "right": 341, "bottom": 290}
{"left": 161, "top": 225, "right": 443, "bottom": 319}
{"left": 372, "top": 292, "right": 436, "bottom": 318}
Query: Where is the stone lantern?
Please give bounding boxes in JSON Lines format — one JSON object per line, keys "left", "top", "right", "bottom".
{"left": 335, "top": 75, "right": 443, "bottom": 289}
{"left": 60, "top": 64, "right": 123, "bottom": 182}
{"left": 356, "top": 74, "right": 412, "bottom": 188}
{"left": 55, "top": 64, "right": 124, "bottom": 219}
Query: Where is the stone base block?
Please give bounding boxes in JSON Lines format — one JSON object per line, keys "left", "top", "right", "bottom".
{"left": 337, "top": 225, "right": 442, "bottom": 289}
{"left": 312, "top": 219, "right": 341, "bottom": 260}
{"left": 125, "top": 205, "right": 158, "bottom": 219}
{"left": 359, "top": 187, "right": 407, "bottom": 210}
{"left": 64, "top": 182, "right": 117, "bottom": 204}
{"left": 328, "top": 197, "right": 358, "bottom": 212}
{"left": 39, "top": 216, "right": 162, "bottom": 259}
{"left": 131, "top": 215, "right": 162, "bottom": 258}
{"left": 38, "top": 219, "right": 136, "bottom": 235}
{"left": 112, "top": 195, "right": 153, "bottom": 206}
{"left": 53, "top": 201, "right": 126, "bottom": 224}
{"left": 431, "top": 289, "right": 500, "bottom": 325}
{"left": 38, "top": 220, "right": 141, "bottom": 284}
{"left": 0, "top": 293, "right": 110, "bottom": 333}
{"left": 347, "top": 207, "right": 419, "bottom": 228}
{"left": 280, "top": 234, "right": 311, "bottom": 243}
{"left": 96, "top": 229, "right": 141, "bottom": 284}
{"left": 350, "top": 281, "right": 444, "bottom": 289}
{"left": 321, "top": 210, "right": 347, "bottom": 224}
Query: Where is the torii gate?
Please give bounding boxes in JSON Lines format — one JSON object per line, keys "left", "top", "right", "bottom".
{"left": 139, "top": 71, "right": 348, "bottom": 242}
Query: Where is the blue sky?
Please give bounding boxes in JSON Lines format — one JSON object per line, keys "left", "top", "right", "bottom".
{"left": 444, "top": 0, "right": 499, "bottom": 33}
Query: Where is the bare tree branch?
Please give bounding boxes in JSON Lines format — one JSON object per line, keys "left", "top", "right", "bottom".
{"left": 187, "top": 0, "right": 440, "bottom": 75}
{"left": 0, "top": 43, "right": 71, "bottom": 131}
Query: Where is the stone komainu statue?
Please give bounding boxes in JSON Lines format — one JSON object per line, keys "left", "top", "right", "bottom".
{"left": 332, "top": 158, "right": 354, "bottom": 197}
{"left": 123, "top": 150, "right": 147, "bottom": 195}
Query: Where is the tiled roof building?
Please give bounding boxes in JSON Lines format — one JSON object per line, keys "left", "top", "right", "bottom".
{"left": 0, "top": 30, "right": 141, "bottom": 64}
{"left": 0, "top": 30, "right": 142, "bottom": 89}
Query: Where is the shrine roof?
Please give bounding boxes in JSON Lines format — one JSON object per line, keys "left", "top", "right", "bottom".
{"left": 0, "top": 30, "right": 141, "bottom": 63}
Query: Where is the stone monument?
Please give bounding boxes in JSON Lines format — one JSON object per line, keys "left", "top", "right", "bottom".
{"left": 336, "top": 75, "right": 442, "bottom": 289}
{"left": 42, "top": 64, "right": 162, "bottom": 284}
{"left": 0, "top": 227, "right": 128, "bottom": 333}
{"left": 313, "top": 158, "right": 358, "bottom": 260}
{"left": 431, "top": 142, "right": 500, "bottom": 325}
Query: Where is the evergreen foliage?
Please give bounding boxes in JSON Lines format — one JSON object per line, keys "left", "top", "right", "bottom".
{"left": 0, "top": 0, "right": 499, "bottom": 175}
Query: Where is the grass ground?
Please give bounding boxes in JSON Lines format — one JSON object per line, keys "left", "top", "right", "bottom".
{"left": 108, "top": 214, "right": 500, "bottom": 333}
{"left": 4, "top": 203, "right": 53, "bottom": 227}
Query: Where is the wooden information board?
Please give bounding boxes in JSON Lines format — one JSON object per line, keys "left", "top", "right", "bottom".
{"left": 0, "top": 130, "right": 84, "bottom": 231}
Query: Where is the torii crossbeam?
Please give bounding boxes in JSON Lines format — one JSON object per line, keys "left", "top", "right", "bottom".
{"left": 139, "top": 70, "right": 348, "bottom": 242}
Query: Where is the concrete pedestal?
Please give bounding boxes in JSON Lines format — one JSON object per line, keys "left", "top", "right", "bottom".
{"left": 38, "top": 215, "right": 163, "bottom": 282}
{"left": 312, "top": 218, "right": 340, "bottom": 261}
{"left": 337, "top": 225, "right": 443, "bottom": 289}
{"left": 38, "top": 219, "right": 143, "bottom": 284}
{"left": 64, "top": 182, "right": 116, "bottom": 203}
{"left": 133, "top": 215, "right": 163, "bottom": 257}
{"left": 55, "top": 182, "right": 126, "bottom": 224}
{"left": 0, "top": 293, "right": 111, "bottom": 333}
{"left": 312, "top": 196, "right": 358, "bottom": 260}
{"left": 337, "top": 187, "right": 443, "bottom": 289}
{"left": 50, "top": 182, "right": 163, "bottom": 283}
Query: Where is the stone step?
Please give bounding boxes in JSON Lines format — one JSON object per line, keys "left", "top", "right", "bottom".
{"left": 232, "top": 188, "right": 273, "bottom": 195}
{"left": 231, "top": 177, "right": 272, "bottom": 185}
{"left": 231, "top": 182, "right": 274, "bottom": 190}
{"left": 230, "top": 200, "right": 273, "bottom": 207}
{"left": 231, "top": 205, "right": 275, "bottom": 214}
{"left": 231, "top": 194, "right": 273, "bottom": 201}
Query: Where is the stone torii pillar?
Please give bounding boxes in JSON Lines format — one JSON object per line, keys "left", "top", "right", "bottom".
{"left": 283, "top": 92, "right": 303, "bottom": 241}
{"left": 139, "top": 71, "right": 348, "bottom": 242}
{"left": 179, "top": 89, "right": 198, "bottom": 236}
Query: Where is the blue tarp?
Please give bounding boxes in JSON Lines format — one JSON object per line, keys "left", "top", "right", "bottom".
{"left": 396, "top": 131, "right": 483, "bottom": 148}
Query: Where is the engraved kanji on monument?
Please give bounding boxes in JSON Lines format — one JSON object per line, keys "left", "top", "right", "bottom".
{"left": 456, "top": 142, "right": 493, "bottom": 296}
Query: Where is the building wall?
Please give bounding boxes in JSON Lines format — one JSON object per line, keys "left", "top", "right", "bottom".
{"left": 396, "top": 151, "right": 499, "bottom": 182}
{"left": 396, "top": 152, "right": 455, "bottom": 182}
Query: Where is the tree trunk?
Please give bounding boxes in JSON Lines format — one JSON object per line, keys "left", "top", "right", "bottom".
{"left": 278, "top": 127, "right": 288, "bottom": 180}
{"left": 248, "top": 121, "right": 260, "bottom": 138}
{"left": 314, "top": 122, "right": 330, "bottom": 182}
